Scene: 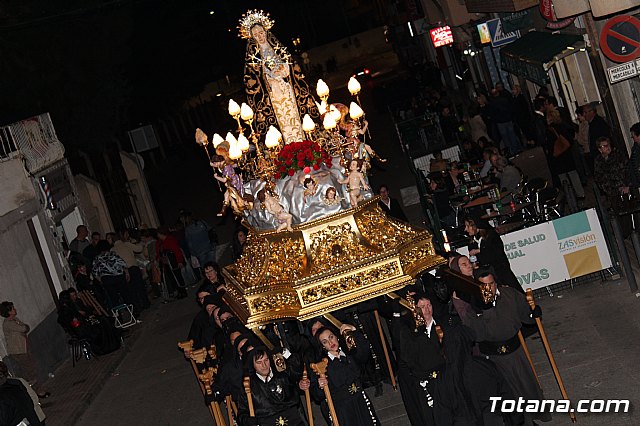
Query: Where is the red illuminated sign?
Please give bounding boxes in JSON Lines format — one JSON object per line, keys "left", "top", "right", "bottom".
{"left": 430, "top": 26, "right": 454, "bottom": 48}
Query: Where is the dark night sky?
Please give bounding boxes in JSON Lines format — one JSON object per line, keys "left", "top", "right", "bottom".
{"left": 0, "top": 0, "right": 382, "bottom": 151}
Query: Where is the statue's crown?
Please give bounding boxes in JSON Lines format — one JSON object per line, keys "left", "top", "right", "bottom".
{"left": 238, "top": 9, "right": 274, "bottom": 40}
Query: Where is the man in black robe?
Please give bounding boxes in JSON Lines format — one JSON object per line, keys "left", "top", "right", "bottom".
{"left": 377, "top": 184, "right": 408, "bottom": 222}
{"left": 452, "top": 270, "right": 552, "bottom": 423}
{"left": 186, "top": 294, "right": 225, "bottom": 358}
{"left": 391, "top": 294, "right": 445, "bottom": 426}
{"left": 237, "top": 347, "right": 307, "bottom": 426}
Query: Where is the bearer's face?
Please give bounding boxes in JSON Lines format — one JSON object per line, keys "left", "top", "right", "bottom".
{"left": 478, "top": 274, "right": 498, "bottom": 299}
{"left": 254, "top": 354, "right": 271, "bottom": 377}
{"left": 319, "top": 330, "right": 339, "bottom": 353}
{"left": 416, "top": 298, "right": 433, "bottom": 322}
{"left": 204, "top": 266, "right": 217, "bottom": 282}
{"left": 458, "top": 256, "right": 473, "bottom": 277}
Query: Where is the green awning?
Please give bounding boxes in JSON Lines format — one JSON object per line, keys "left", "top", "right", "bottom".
{"left": 500, "top": 32, "right": 584, "bottom": 85}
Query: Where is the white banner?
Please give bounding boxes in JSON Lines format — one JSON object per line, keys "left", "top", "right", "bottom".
{"left": 459, "top": 209, "right": 613, "bottom": 291}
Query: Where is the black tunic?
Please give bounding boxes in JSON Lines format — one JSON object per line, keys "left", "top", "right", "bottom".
{"left": 187, "top": 308, "right": 224, "bottom": 352}
{"left": 335, "top": 300, "right": 393, "bottom": 390}
{"left": 453, "top": 287, "right": 551, "bottom": 422}
{"left": 237, "top": 370, "right": 307, "bottom": 426}
{"left": 391, "top": 316, "right": 444, "bottom": 426}
{"left": 378, "top": 197, "right": 408, "bottom": 222}
{"left": 311, "top": 331, "right": 380, "bottom": 426}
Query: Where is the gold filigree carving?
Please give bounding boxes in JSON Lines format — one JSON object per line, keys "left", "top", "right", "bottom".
{"left": 301, "top": 261, "right": 400, "bottom": 305}
{"left": 265, "top": 237, "right": 306, "bottom": 282}
{"left": 356, "top": 208, "right": 415, "bottom": 249}
{"left": 307, "top": 222, "right": 376, "bottom": 274}
{"left": 400, "top": 242, "right": 436, "bottom": 269}
{"left": 250, "top": 292, "right": 299, "bottom": 314}
{"left": 236, "top": 234, "right": 269, "bottom": 285}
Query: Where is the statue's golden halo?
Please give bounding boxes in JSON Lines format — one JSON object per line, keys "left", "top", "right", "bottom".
{"left": 238, "top": 9, "right": 275, "bottom": 40}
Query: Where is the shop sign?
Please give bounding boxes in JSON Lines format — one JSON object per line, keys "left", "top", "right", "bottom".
{"left": 607, "top": 60, "right": 638, "bottom": 84}
{"left": 430, "top": 26, "right": 454, "bottom": 48}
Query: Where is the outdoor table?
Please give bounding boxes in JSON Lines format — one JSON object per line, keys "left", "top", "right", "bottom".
{"left": 481, "top": 202, "right": 535, "bottom": 220}
{"left": 463, "top": 190, "right": 511, "bottom": 209}
{"left": 449, "top": 184, "right": 495, "bottom": 202}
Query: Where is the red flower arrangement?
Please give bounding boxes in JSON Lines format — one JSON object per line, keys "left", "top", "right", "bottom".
{"left": 274, "top": 140, "right": 333, "bottom": 179}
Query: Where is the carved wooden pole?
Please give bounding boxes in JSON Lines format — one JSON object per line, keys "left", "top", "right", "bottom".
{"left": 243, "top": 376, "right": 255, "bottom": 417}
{"left": 302, "top": 367, "right": 314, "bottom": 426}
{"left": 311, "top": 358, "right": 339, "bottom": 426}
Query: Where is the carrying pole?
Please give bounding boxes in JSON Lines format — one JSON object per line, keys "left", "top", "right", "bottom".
{"left": 311, "top": 358, "right": 340, "bottom": 426}
{"left": 373, "top": 309, "right": 397, "bottom": 390}
{"left": 517, "top": 330, "right": 541, "bottom": 388}
{"left": 526, "top": 288, "right": 576, "bottom": 423}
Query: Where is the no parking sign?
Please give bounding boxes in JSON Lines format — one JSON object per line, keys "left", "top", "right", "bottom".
{"left": 600, "top": 15, "right": 640, "bottom": 63}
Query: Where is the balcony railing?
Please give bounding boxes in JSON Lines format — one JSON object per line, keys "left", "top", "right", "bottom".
{"left": 0, "top": 113, "right": 65, "bottom": 173}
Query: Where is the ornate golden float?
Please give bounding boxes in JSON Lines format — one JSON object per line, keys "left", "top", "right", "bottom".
{"left": 222, "top": 197, "right": 445, "bottom": 328}
{"left": 197, "top": 10, "right": 446, "bottom": 327}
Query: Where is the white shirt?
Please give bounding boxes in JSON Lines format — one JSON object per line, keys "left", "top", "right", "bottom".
{"left": 492, "top": 288, "right": 501, "bottom": 307}
{"left": 424, "top": 318, "right": 436, "bottom": 338}
{"left": 380, "top": 198, "right": 391, "bottom": 210}
{"left": 256, "top": 370, "right": 274, "bottom": 383}
{"left": 327, "top": 349, "right": 347, "bottom": 361}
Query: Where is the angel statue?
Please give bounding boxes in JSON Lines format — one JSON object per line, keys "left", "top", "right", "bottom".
{"left": 239, "top": 10, "right": 318, "bottom": 144}
{"left": 257, "top": 188, "right": 293, "bottom": 232}
{"left": 210, "top": 154, "right": 253, "bottom": 217}
{"left": 339, "top": 159, "right": 370, "bottom": 208}
{"left": 343, "top": 118, "right": 386, "bottom": 173}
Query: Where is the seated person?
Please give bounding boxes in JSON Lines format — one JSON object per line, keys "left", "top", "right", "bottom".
{"left": 57, "top": 288, "right": 121, "bottom": 355}
{"left": 73, "top": 261, "right": 108, "bottom": 308}
{"left": 490, "top": 154, "right": 521, "bottom": 192}
{"left": 426, "top": 177, "right": 456, "bottom": 227}
{"left": 479, "top": 147, "right": 498, "bottom": 180}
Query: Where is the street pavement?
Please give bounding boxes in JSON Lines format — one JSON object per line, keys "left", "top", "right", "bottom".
{"left": 34, "top": 271, "right": 640, "bottom": 426}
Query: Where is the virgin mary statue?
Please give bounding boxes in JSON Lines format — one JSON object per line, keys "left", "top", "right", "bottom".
{"left": 239, "top": 10, "right": 319, "bottom": 144}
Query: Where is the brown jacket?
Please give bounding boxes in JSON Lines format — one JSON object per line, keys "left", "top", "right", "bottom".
{"left": 3, "top": 316, "right": 30, "bottom": 354}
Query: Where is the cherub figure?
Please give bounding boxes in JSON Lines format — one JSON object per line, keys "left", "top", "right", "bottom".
{"left": 302, "top": 177, "right": 318, "bottom": 203}
{"left": 257, "top": 189, "right": 293, "bottom": 232}
{"left": 343, "top": 119, "right": 386, "bottom": 172}
{"left": 339, "top": 159, "right": 370, "bottom": 208}
{"left": 211, "top": 154, "right": 252, "bottom": 216}
{"left": 321, "top": 186, "right": 342, "bottom": 206}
